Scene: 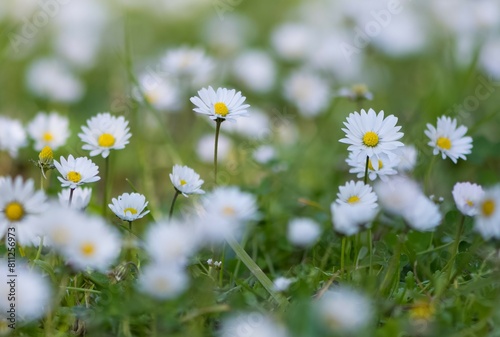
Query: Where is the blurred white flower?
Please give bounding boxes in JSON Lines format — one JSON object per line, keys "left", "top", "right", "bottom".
{"left": 139, "top": 263, "right": 188, "bottom": 300}
{"left": 273, "top": 277, "right": 294, "bottom": 292}
{"left": 220, "top": 107, "right": 270, "bottom": 140}
{"left": 396, "top": 144, "right": 418, "bottom": 172}
{"left": 480, "top": 36, "right": 500, "bottom": 78}
{"left": 219, "top": 312, "right": 289, "bottom": 337}
{"left": 79, "top": 112, "right": 132, "bottom": 158}
{"left": 287, "top": 218, "right": 321, "bottom": 247}
{"left": 403, "top": 195, "right": 442, "bottom": 231}
{"left": 26, "top": 58, "right": 84, "bottom": 103}
{"left": 425, "top": 115, "right": 473, "bottom": 164}
{"left": 331, "top": 202, "right": 378, "bottom": 236}
{"left": 253, "top": 145, "right": 276, "bottom": 165}
{"left": 161, "top": 46, "right": 215, "bottom": 87}
{"left": 283, "top": 69, "right": 330, "bottom": 117}
{"left": 54, "top": 155, "right": 100, "bottom": 189}
{"left": 337, "top": 84, "right": 373, "bottom": 101}
{"left": 203, "top": 14, "right": 254, "bottom": 55}
{"left": 271, "top": 23, "right": 315, "bottom": 61}
{"left": 474, "top": 185, "right": 500, "bottom": 240}
{"left": 58, "top": 187, "right": 92, "bottom": 210}
{"left": 452, "top": 182, "right": 484, "bottom": 217}
{"left": 191, "top": 86, "right": 250, "bottom": 122}
{"left": 27, "top": 111, "right": 70, "bottom": 151}
{"left": 0, "top": 116, "right": 27, "bottom": 158}
{"left": 346, "top": 153, "right": 399, "bottom": 182}
{"left": 196, "top": 133, "right": 232, "bottom": 163}
{"left": 336, "top": 180, "right": 378, "bottom": 208}
{"left": 109, "top": 192, "right": 150, "bottom": 222}
{"left": 169, "top": 165, "right": 205, "bottom": 197}
{"left": 317, "top": 287, "right": 373, "bottom": 333}
{"left": 232, "top": 50, "right": 276, "bottom": 93}
{"left": 134, "top": 72, "right": 182, "bottom": 112}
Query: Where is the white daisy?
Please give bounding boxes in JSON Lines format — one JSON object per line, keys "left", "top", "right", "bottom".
{"left": 38, "top": 203, "right": 87, "bottom": 249}
{"left": 220, "top": 312, "right": 290, "bottom": 337}
{"left": 337, "top": 84, "right": 373, "bottom": 102}
{"left": 138, "top": 263, "right": 188, "bottom": 300}
{"left": 452, "top": 182, "right": 484, "bottom": 216}
{"left": 273, "top": 277, "right": 294, "bottom": 292}
{"left": 54, "top": 155, "right": 100, "bottom": 189}
{"left": 283, "top": 69, "right": 330, "bottom": 117}
{"left": 339, "top": 109, "right": 404, "bottom": 170}
{"left": 374, "top": 176, "right": 422, "bottom": 216}
{"left": 109, "top": 192, "right": 150, "bottom": 222}
{"left": 287, "top": 218, "right": 321, "bottom": 247}
{"left": 0, "top": 176, "right": 47, "bottom": 246}
{"left": 336, "top": 180, "right": 378, "bottom": 208}
{"left": 331, "top": 202, "right": 378, "bottom": 236}
{"left": 474, "top": 185, "right": 500, "bottom": 240}
{"left": 424, "top": 115, "right": 473, "bottom": 163}
{"left": 0, "top": 116, "right": 27, "bottom": 158}
{"left": 271, "top": 22, "right": 315, "bottom": 61}
{"left": 58, "top": 187, "right": 92, "bottom": 210}
{"left": 62, "top": 215, "right": 122, "bottom": 272}
{"left": 169, "top": 165, "right": 205, "bottom": 197}
{"left": 190, "top": 86, "right": 250, "bottom": 122}
{"left": 134, "top": 72, "right": 181, "bottom": 112}
{"left": 403, "top": 195, "right": 442, "bottom": 232}
{"left": 346, "top": 153, "right": 399, "bottom": 182}
{"left": 396, "top": 144, "right": 418, "bottom": 172}
{"left": 161, "top": 46, "right": 215, "bottom": 87}
{"left": 253, "top": 145, "right": 276, "bottom": 165}
{"left": 27, "top": 111, "right": 70, "bottom": 151}
{"left": 232, "top": 50, "right": 276, "bottom": 93}
{"left": 317, "top": 287, "right": 373, "bottom": 333}
{"left": 78, "top": 112, "right": 132, "bottom": 158}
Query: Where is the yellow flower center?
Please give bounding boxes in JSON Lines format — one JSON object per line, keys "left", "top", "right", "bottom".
{"left": 145, "top": 90, "right": 159, "bottom": 104}
{"left": 347, "top": 195, "right": 360, "bottom": 204}
{"left": 124, "top": 207, "right": 137, "bottom": 215}
{"left": 466, "top": 200, "right": 474, "bottom": 207}
{"left": 214, "top": 102, "right": 229, "bottom": 117}
{"left": 436, "top": 136, "right": 451, "bottom": 150}
{"left": 153, "top": 278, "right": 171, "bottom": 293}
{"left": 39, "top": 146, "right": 53, "bottom": 163}
{"left": 5, "top": 202, "right": 24, "bottom": 221}
{"left": 362, "top": 131, "right": 379, "bottom": 147}
{"left": 43, "top": 132, "right": 54, "bottom": 142}
{"left": 222, "top": 206, "right": 236, "bottom": 216}
{"left": 67, "top": 171, "right": 82, "bottom": 183}
{"left": 81, "top": 242, "right": 96, "bottom": 257}
{"left": 180, "top": 179, "right": 187, "bottom": 186}
{"left": 98, "top": 133, "right": 116, "bottom": 147}
{"left": 368, "top": 159, "right": 383, "bottom": 171}
{"left": 410, "top": 301, "right": 435, "bottom": 321}
{"left": 482, "top": 199, "right": 495, "bottom": 217}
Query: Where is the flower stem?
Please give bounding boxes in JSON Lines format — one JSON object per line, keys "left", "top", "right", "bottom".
{"left": 225, "top": 234, "right": 288, "bottom": 308}
{"left": 102, "top": 155, "right": 110, "bottom": 216}
{"left": 364, "top": 155, "right": 369, "bottom": 184}
{"left": 69, "top": 188, "right": 75, "bottom": 207}
{"left": 214, "top": 118, "right": 223, "bottom": 185}
{"left": 379, "top": 233, "right": 405, "bottom": 296}
{"left": 445, "top": 214, "right": 466, "bottom": 283}
{"left": 169, "top": 190, "right": 180, "bottom": 220}
{"left": 341, "top": 236, "right": 346, "bottom": 277}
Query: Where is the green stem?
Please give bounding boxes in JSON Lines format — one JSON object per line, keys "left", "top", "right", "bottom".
{"left": 368, "top": 229, "right": 373, "bottom": 276}
{"left": 445, "top": 215, "right": 466, "bottom": 283}
{"left": 225, "top": 234, "right": 288, "bottom": 308}
{"left": 363, "top": 155, "right": 369, "bottom": 184}
{"left": 341, "top": 237, "right": 346, "bottom": 277}
{"left": 69, "top": 188, "right": 75, "bottom": 207}
{"left": 379, "top": 234, "right": 405, "bottom": 296}
{"left": 102, "top": 155, "right": 110, "bottom": 216}
{"left": 214, "top": 118, "right": 223, "bottom": 185}
{"left": 425, "top": 155, "right": 437, "bottom": 194}
{"left": 168, "top": 190, "right": 180, "bottom": 220}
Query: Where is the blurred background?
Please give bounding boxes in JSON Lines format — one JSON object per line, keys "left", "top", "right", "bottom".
{"left": 0, "top": 0, "right": 499, "bottom": 216}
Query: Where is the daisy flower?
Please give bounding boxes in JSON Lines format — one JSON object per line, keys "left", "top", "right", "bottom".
{"left": 336, "top": 180, "right": 378, "bottom": 208}
{"left": 27, "top": 111, "right": 70, "bottom": 151}
{"left": 108, "top": 192, "right": 150, "bottom": 222}
{"left": 396, "top": 144, "right": 418, "bottom": 172}
{"left": 161, "top": 46, "right": 215, "bottom": 87}
{"left": 54, "top": 155, "right": 100, "bottom": 189}
{"left": 331, "top": 202, "right": 378, "bottom": 236}
{"left": 58, "top": 187, "right": 92, "bottom": 210}
{"left": 190, "top": 86, "right": 250, "bottom": 122}
{"left": 220, "top": 312, "right": 290, "bottom": 337}
{"left": 78, "top": 112, "right": 132, "bottom": 158}
{"left": 339, "top": 109, "right": 404, "bottom": 170}
{"left": 337, "top": 84, "right": 373, "bottom": 102}
{"left": 452, "top": 182, "right": 484, "bottom": 216}
{"left": 38, "top": 203, "right": 87, "bottom": 249}
{"left": 346, "top": 153, "right": 399, "bottom": 182}
{"left": 283, "top": 69, "right": 330, "bottom": 117}
{"left": 169, "top": 165, "right": 205, "bottom": 197}
{"left": 403, "top": 195, "right": 442, "bottom": 231}
{"left": 424, "top": 115, "right": 473, "bottom": 163}
{"left": 138, "top": 263, "right": 188, "bottom": 300}
{"left": 0, "top": 116, "right": 27, "bottom": 158}
{"left": 474, "top": 185, "right": 500, "bottom": 240}
{"left": 287, "top": 218, "right": 321, "bottom": 247}
{"left": 0, "top": 176, "right": 47, "bottom": 246}
{"left": 273, "top": 277, "right": 294, "bottom": 292}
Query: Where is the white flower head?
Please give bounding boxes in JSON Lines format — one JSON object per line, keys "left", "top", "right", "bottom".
{"left": 27, "top": 112, "right": 70, "bottom": 151}
{"left": 331, "top": 202, "right": 378, "bottom": 236}
{"left": 287, "top": 218, "right": 321, "bottom": 247}
{"left": 374, "top": 176, "right": 422, "bottom": 216}
{"left": 283, "top": 69, "right": 330, "bottom": 117}
{"left": 169, "top": 165, "right": 205, "bottom": 197}
{"left": 317, "top": 287, "right": 373, "bottom": 332}
{"left": 190, "top": 86, "right": 250, "bottom": 122}
{"left": 452, "top": 182, "right": 485, "bottom": 216}
{"left": 38, "top": 203, "right": 87, "bottom": 249}
{"left": 109, "top": 192, "right": 150, "bottom": 222}
{"left": 0, "top": 176, "right": 47, "bottom": 247}
{"left": 0, "top": 116, "right": 27, "bottom": 158}
{"left": 62, "top": 215, "right": 121, "bottom": 272}
{"left": 161, "top": 46, "right": 215, "bottom": 87}
{"left": 139, "top": 263, "right": 189, "bottom": 300}
{"left": 346, "top": 152, "right": 399, "bottom": 182}
{"left": 339, "top": 109, "right": 404, "bottom": 170}
{"left": 424, "top": 115, "right": 473, "bottom": 163}
{"left": 273, "top": 277, "right": 294, "bottom": 292}
{"left": 232, "top": 50, "right": 276, "bottom": 93}
{"left": 78, "top": 112, "right": 132, "bottom": 158}
{"left": 0, "top": 262, "right": 51, "bottom": 321}
{"left": 336, "top": 180, "right": 378, "bottom": 208}
{"left": 54, "top": 155, "right": 100, "bottom": 189}
{"left": 271, "top": 23, "right": 315, "bottom": 61}
{"left": 474, "top": 185, "right": 500, "bottom": 240}
{"left": 396, "top": 144, "right": 418, "bottom": 172}
{"left": 58, "top": 187, "right": 92, "bottom": 210}
{"left": 253, "top": 145, "right": 276, "bottom": 165}
{"left": 134, "top": 73, "right": 181, "bottom": 112}
{"left": 403, "top": 195, "right": 442, "bottom": 231}
{"left": 219, "top": 312, "right": 289, "bottom": 337}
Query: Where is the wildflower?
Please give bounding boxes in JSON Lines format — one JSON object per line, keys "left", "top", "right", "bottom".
{"left": 54, "top": 155, "right": 100, "bottom": 189}
{"left": 232, "top": 50, "right": 276, "bottom": 93}
{"left": 346, "top": 153, "right": 399, "bottom": 182}
{"left": 339, "top": 109, "right": 404, "bottom": 170}
{"left": 452, "top": 182, "right": 484, "bottom": 216}
{"left": 169, "top": 165, "right": 205, "bottom": 197}
{"left": 253, "top": 145, "right": 276, "bottom": 164}
{"left": 109, "top": 192, "right": 150, "bottom": 222}
{"left": 283, "top": 69, "right": 330, "bottom": 117}
{"left": 78, "top": 112, "right": 132, "bottom": 158}
{"left": 337, "top": 84, "right": 373, "bottom": 102}
{"left": 161, "top": 46, "right": 215, "bottom": 87}
{"left": 273, "top": 277, "right": 294, "bottom": 292}
{"left": 190, "top": 86, "right": 250, "bottom": 122}
{"left": 336, "top": 180, "right": 378, "bottom": 208}
{"left": 331, "top": 202, "right": 378, "bottom": 236}
{"left": 38, "top": 203, "right": 87, "bottom": 249}
{"left": 220, "top": 312, "right": 290, "bottom": 337}
{"left": 138, "top": 263, "right": 188, "bottom": 300}
{"left": 287, "top": 218, "right": 321, "bottom": 247}
{"left": 424, "top": 116, "right": 473, "bottom": 163}
{"left": 58, "top": 187, "right": 92, "bottom": 210}
{"left": 0, "top": 176, "right": 47, "bottom": 246}
{"left": 134, "top": 72, "right": 181, "bottom": 112}
{"left": 27, "top": 112, "right": 70, "bottom": 151}
{"left": 474, "top": 185, "right": 500, "bottom": 240}
{"left": 0, "top": 116, "right": 27, "bottom": 158}
{"left": 35, "top": 146, "right": 55, "bottom": 178}
{"left": 396, "top": 144, "right": 418, "bottom": 172}
{"left": 403, "top": 195, "right": 442, "bottom": 231}
{"left": 271, "top": 23, "right": 315, "bottom": 61}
